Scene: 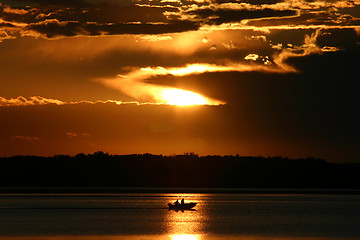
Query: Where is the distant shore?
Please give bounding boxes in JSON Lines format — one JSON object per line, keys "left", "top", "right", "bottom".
{"left": 1, "top": 187, "right": 360, "bottom": 195}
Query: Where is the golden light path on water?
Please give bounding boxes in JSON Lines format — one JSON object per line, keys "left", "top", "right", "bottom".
{"left": 171, "top": 234, "right": 200, "bottom": 240}
{"left": 0, "top": 193, "right": 358, "bottom": 240}
{"left": 165, "top": 193, "right": 205, "bottom": 240}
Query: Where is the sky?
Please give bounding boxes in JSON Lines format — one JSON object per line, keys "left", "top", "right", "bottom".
{"left": 0, "top": 0, "right": 359, "bottom": 162}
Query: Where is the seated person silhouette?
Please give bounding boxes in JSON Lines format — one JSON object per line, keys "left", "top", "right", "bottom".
{"left": 181, "top": 198, "right": 185, "bottom": 205}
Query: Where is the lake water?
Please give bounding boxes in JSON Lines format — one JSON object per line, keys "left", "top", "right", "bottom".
{"left": 0, "top": 193, "right": 359, "bottom": 240}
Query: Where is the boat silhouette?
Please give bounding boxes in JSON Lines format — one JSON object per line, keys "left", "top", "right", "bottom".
{"left": 168, "top": 202, "right": 197, "bottom": 210}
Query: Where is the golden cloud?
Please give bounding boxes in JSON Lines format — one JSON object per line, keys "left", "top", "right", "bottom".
{"left": 97, "top": 61, "right": 303, "bottom": 106}
{"left": 0, "top": 96, "right": 65, "bottom": 106}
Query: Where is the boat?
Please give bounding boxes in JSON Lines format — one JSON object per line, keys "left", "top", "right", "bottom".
{"left": 168, "top": 202, "right": 197, "bottom": 210}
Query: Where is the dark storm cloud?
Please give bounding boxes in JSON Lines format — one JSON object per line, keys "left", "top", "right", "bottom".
{"left": 0, "top": 2, "right": 177, "bottom": 24}
{"left": 1, "top": 1, "right": 196, "bottom": 37}
{"left": 40, "top": 4, "right": 176, "bottom": 24}
{"left": 316, "top": 28, "right": 360, "bottom": 48}
{"left": 0, "top": 4, "right": 33, "bottom": 23}
{"left": 2, "top": 0, "right": 360, "bottom": 38}
{"left": 26, "top": 20, "right": 199, "bottom": 38}
{"left": 187, "top": 8, "right": 298, "bottom": 25}
{"left": 247, "top": 10, "right": 360, "bottom": 28}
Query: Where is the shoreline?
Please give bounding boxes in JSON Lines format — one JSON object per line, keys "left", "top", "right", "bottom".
{"left": 1, "top": 187, "right": 359, "bottom": 195}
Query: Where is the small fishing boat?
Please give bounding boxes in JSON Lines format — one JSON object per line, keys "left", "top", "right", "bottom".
{"left": 168, "top": 202, "right": 197, "bottom": 210}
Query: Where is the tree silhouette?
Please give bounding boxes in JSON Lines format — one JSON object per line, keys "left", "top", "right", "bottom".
{"left": 0, "top": 153, "right": 359, "bottom": 192}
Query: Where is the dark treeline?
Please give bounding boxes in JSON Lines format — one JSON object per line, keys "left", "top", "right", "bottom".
{"left": 0, "top": 152, "right": 359, "bottom": 190}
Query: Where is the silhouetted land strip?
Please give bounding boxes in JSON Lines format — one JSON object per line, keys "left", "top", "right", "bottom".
{"left": 0, "top": 152, "right": 359, "bottom": 193}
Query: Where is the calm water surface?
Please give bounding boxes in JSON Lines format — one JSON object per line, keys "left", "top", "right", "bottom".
{"left": 0, "top": 193, "right": 359, "bottom": 240}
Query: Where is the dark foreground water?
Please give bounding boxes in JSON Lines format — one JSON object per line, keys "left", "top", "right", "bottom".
{"left": 0, "top": 193, "right": 359, "bottom": 240}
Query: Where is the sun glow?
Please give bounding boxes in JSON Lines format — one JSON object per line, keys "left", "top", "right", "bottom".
{"left": 99, "top": 63, "right": 229, "bottom": 106}
{"left": 168, "top": 64, "right": 215, "bottom": 76}
{"left": 161, "top": 89, "right": 208, "bottom": 106}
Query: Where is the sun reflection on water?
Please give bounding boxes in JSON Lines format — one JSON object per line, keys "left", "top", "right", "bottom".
{"left": 165, "top": 194, "right": 206, "bottom": 240}
{"left": 171, "top": 234, "right": 200, "bottom": 240}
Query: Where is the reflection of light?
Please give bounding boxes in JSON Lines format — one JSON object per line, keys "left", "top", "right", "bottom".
{"left": 161, "top": 89, "right": 208, "bottom": 106}
{"left": 165, "top": 194, "right": 205, "bottom": 238}
{"left": 172, "top": 234, "right": 199, "bottom": 240}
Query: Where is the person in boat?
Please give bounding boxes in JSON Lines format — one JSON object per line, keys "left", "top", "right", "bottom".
{"left": 175, "top": 199, "right": 180, "bottom": 206}
{"left": 181, "top": 198, "right": 185, "bottom": 205}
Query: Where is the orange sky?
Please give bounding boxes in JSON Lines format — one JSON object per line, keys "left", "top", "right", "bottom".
{"left": 1, "top": 0, "right": 359, "bottom": 162}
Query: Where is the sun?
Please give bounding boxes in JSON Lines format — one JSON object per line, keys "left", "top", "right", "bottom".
{"left": 161, "top": 89, "right": 208, "bottom": 106}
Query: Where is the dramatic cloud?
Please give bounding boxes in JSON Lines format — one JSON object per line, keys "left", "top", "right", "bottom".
{"left": 0, "top": 2, "right": 200, "bottom": 38}
{"left": 2, "top": 0, "right": 359, "bottom": 39}
{"left": 0, "top": 96, "right": 134, "bottom": 107}
{"left": 0, "top": 96, "right": 65, "bottom": 106}
{"left": 271, "top": 29, "right": 323, "bottom": 71}
{"left": 186, "top": 7, "right": 298, "bottom": 25}
{"left": 97, "top": 61, "right": 302, "bottom": 106}
{"left": 0, "top": 94, "right": 221, "bottom": 107}
{"left": 25, "top": 19, "right": 199, "bottom": 38}
{"left": 1, "top": 2, "right": 176, "bottom": 24}
{"left": 99, "top": 66, "right": 227, "bottom": 106}
{"left": 246, "top": 11, "right": 360, "bottom": 28}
